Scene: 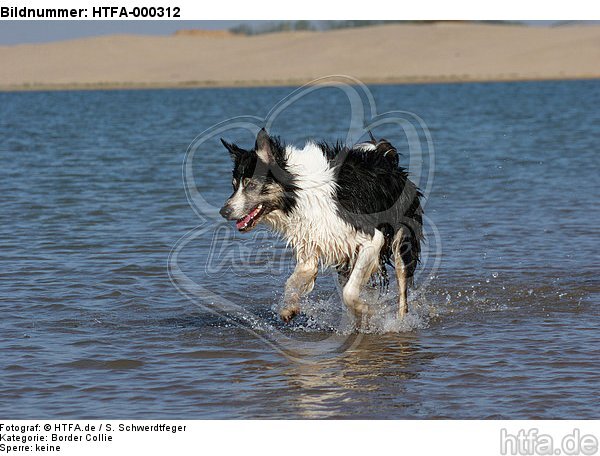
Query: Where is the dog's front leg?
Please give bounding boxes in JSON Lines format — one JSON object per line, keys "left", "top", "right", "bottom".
{"left": 281, "top": 257, "right": 318, "bottom": 322}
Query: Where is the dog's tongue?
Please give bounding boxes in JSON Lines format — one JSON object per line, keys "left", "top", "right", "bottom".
{"left": 236, "top": 206, "right": 261, "bottom": 230}
{"left": 236, "top": 215, "right": 252, "bottom": 230}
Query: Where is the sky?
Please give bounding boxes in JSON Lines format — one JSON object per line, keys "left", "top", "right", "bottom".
{"left": 0, "top": 21, "right": 260, "bottom": 45}
{"left": 0, "top": 20, "right": 577, "bottom": 45}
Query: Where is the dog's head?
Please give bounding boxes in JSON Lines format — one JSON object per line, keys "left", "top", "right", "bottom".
{"left": 219, "top": 129, "right": 296, "bottom": 232}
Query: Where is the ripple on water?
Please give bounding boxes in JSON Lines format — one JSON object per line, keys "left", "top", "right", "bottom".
{"left": 1, "top": 81, "right": 599, "bottom": 419}
{"left": 57, "top": 359, "right": 145, "bottom": 370}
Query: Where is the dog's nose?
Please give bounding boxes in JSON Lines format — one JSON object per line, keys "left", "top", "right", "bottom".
{"left": 219, "top": 205, "right": 233, "bottom": 220}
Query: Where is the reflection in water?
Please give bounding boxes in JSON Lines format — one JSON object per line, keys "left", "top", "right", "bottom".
{"left": 283, "top": 334, "right": 432, "bottom": 418}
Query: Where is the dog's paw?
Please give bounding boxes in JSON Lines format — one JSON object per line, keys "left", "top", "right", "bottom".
{"left": 351, "top": 305, "right": 373, "bottom": 330}
{"left": 280, "top": 306, "right": 300, "bottom": 323}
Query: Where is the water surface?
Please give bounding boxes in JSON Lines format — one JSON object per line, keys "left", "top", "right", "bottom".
{"left": 1, "top": 80, "right": 598, "bottom": 418}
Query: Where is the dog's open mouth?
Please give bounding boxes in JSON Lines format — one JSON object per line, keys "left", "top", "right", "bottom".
{"left": 236, "top": 204, "right": 265, "bottom": 232}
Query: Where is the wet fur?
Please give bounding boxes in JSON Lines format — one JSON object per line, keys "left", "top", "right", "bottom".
{"left": 220, "top": 130, "right": 424, "bottom": 322}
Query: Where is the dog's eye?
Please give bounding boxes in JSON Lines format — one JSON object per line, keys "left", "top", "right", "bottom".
{"left": 243, "top": 178, "right": 256, "bottom": 190}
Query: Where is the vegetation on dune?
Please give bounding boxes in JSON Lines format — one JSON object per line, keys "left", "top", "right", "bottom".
{"left": 228, "top": 20, "right": 525, "bottom": 36}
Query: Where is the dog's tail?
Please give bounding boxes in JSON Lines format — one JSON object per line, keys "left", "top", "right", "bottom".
{"left": 368, "top": 223, "right": 395, "bottom": 292}
{"left": 376, "top": 198, "right": 424, "bottom": 289}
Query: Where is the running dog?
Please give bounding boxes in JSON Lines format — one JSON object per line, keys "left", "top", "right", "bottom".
{"left": 219, "top": 129, "right": 423, "bottom": 323}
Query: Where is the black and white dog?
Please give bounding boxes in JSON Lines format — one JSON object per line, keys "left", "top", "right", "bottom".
{"left": 219, "top": 129, "right": 423, "bottom": 324}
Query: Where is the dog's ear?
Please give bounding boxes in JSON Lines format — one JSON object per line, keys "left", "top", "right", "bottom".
{"left": 220, "top": 138, "right": 243, "bottom": 161}
{"left": 255, "top": 128, "right": 274, "bottom": 165}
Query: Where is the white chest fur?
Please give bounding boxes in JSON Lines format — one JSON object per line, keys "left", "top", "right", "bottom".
{"left": 263, "top": 143, "right": 373, "bottom": 267}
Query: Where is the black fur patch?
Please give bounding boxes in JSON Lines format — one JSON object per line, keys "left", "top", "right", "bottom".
{"left": 319, "top": 140, "right": 424, "bottom": 279}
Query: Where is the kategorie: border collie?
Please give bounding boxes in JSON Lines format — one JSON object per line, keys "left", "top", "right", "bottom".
{"left": 219, "top": 129, "right": 423, "bottom": 324}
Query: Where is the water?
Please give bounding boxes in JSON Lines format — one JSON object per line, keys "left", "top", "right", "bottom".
{"left": 1, "top": 80, "right": 598, "bottom": 419}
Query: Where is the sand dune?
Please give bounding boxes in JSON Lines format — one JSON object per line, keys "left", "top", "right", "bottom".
{"left": 1, "top": 23, "right": 600, "bottom": 90}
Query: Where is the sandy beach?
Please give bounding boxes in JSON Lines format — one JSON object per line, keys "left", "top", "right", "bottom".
{"left": 1, "top": 22, "right": 600, "bottom": 91}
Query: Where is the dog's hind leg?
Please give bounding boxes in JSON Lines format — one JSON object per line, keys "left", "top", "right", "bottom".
{"left": 392, "top": 226, "right": 410, "bottom": 318}
{"left": 281, "top": 257, "right": 319, "bottom": 322}
{"left": 342, "top": 230, "right": 385, "bottom": 326}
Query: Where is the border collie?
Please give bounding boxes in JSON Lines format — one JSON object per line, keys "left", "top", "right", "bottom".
{"left": 219, "top": 129, "right": 423, "bottom": 324}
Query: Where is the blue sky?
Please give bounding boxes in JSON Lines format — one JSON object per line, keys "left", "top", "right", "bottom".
{"left": 0, "top": 20, "right": 571, "bottom": 45}
{"left": 0, "top": 21, "right": 257, "bottom": 45}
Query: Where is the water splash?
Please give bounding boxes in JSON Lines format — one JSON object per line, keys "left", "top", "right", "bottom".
{"left": 269, "top": 285, "right": 438, "bottom": 335}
